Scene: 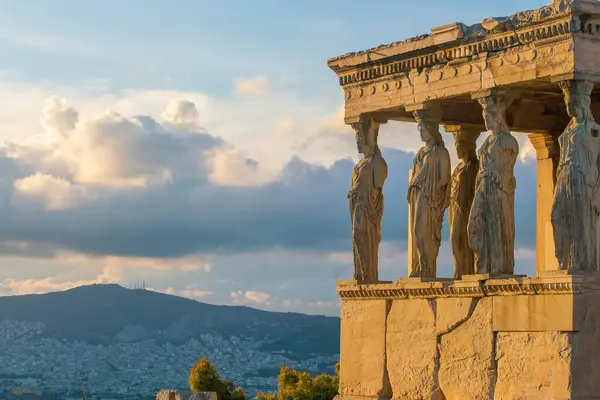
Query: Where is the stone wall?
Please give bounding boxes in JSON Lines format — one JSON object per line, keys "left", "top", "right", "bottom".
{"left": 336, "top": 279, "right": 600, "bottom": 400}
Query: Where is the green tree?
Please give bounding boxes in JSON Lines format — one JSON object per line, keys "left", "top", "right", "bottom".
{"left": 188, "top": 358, "right": 247, "bottom": 400}
{"left": 257, "top": 363, "right": 339, "bottom": 400}
{"left": 256, "top": 394, "right": 277, "bottom": 400}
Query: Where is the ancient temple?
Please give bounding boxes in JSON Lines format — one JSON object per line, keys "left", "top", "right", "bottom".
{"left": 328, "top": 0, "right": 600, "bottom": 399}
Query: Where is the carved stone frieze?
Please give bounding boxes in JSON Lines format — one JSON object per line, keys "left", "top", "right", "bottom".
{"left": 326, "top": 0, "right": 600, "bottom": 124}
{"left": 336, "top": 276, "right": 592, "bottom": 300}
{"left": 330, "top": 19, "right": 573, "bottom": 86}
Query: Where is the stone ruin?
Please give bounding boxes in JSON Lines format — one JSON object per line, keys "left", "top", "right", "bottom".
{"left": 328, "top": 0, "right": 600, "bottom": 399}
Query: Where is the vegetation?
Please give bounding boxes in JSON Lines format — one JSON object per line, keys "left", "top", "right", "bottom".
{"left": 189, "top": 357, "right": 339, "bottom": 400}
{"left": 256, "top": 363, "right": 340, "bottom": 400}
{"left": 188, "top": 358, "right": 246, "bottom": 400}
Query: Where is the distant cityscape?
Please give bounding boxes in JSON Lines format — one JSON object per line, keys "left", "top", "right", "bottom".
{"left": 0, "top": 320, "right": 338, "bottom": 399}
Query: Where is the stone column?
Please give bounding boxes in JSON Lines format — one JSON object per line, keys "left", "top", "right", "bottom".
{"left": 405, "top": 102, "right": 451, "bottom": 279}
{"left": 528, "top": 132, "right": 560, "bottom": 274}
{"left": 550, "top": 79, "right": 600, "bottom": 273}
{"left": 348, "top": 116, "right": 389, "bottom": 283}
{"left": 444, "top": 125, "right": 482, "bottom": 279}
{"left": 468, "top": 90, "right": 519, "bottom": 276}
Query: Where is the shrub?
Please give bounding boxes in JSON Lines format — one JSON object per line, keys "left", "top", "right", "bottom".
{"left": 188, "top": 357, "right": 246, "bottom": 400}
{"left": 257, "top": 363, "right": 339, "bottom": 400}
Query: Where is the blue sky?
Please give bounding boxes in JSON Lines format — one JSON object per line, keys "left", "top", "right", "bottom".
{"left": 0, "top": 0, "right": 546, "bottom": 315}
{"left": 0, "top": 0, "right": 547, "bottom": 94}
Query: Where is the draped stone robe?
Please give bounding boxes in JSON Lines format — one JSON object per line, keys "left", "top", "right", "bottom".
{"left": 450, "top": 158, "right": 479, "bottom": 278}
{"left": 407, "top": 144, "right": 451, "bottom": 277}
{"left": 551, "top": 121, "right": 599, "bottom": 271}
{"left": 468, "top": 132, "right": 519, "bottom": 274}
{"left": 348, "top": 154, "right": 388, "bottom": 282}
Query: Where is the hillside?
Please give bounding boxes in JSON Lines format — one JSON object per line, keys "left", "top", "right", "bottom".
{"left": 0, "top": 284, "right": 340, "bottom": 360}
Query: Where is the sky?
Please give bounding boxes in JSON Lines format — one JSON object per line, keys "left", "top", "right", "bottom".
{"left": 0, "top": 0, "right": 549, "bottom": 316}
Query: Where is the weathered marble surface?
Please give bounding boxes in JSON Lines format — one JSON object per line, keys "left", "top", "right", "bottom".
{"left": 552, "top": 79, "right": 600, "bottom": 272}
{"left": 336, "top": 277, "right": 600, "bottom": 400}
{"left": 338, "top": 299, "right": 390, "bottom": 398}
{"left": 348, "top": 118, "right": 388, "bottom": 282}
{"left": 438, "top": 298, "right": 494, "bottom": 400}
{"left": 407, "top": 104, "right": 451, "bottom": 278}
{"left": 328, "top": 4, "right": 579, "bottom": 124}
{"left": 448, "top": 127, "right": 480, "bottom": 279}
{"left": 495, "top": 332, "right": 572, "bottom": 400}
{"left": 528, "top": 132, "right": 560, "bottom": 274}
{"left": 468, "top": 92, "right": 519, "bottom": 275}
{"left": 386, "top": 299, "right": 437, "bottom": 399}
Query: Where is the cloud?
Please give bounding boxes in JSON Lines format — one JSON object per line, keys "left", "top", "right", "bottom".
{"left": 234, "top": 75, "right": 270, "bottom": 96}
{"left": 10, "top": 97, "right": 221, "bottom": 189}
{"left": 0, "top": 85, "right": 540, "bottom": 316}
{"left": 231, "top": 290, "right": 271, "bottom": 305}
{"left": 276, "top": 117, "right": 295, "bottom": 135}
{"left": 204, "top": 147, "right": 280, "bottom": 186}
{"left": 0, "top": 276, "right": 97, "bottom": 297}
{"left": 40, "top": 96, "right": 79, "bottom": 138}
{"left": 160, "top": 99, "right": 200, "bottom": 128}
{"left": 157, "top": 286, "right": 213, "bottom": 301}
{"left": 0, "top": 93, "right": 537, "bottom": 259}
{"left": 13, "top": 172, "right": 87, "bottom": 210}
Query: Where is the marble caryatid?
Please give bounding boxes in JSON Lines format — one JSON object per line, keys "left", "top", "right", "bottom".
{"left": 551, "top": 80, "right": 600, "bottom": 271}
{"left": 468, "top": 93, "right": 519, "bottom": 275}
{"left": 348, "top": 117, "right": 388, "bottom": 282}
{"left": 407, "top": 106, "right": 451, "bottom": 278}
{"left": 449, "top": 128, "right": 480, "bottom": 279}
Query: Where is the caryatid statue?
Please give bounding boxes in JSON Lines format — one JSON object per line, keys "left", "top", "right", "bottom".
{"left": 468, "top": 93, "right": 519, "bottom": 275}
{"left": 407, "top": 106, "right": 451, "bottom": 278}
{"left": 448, "top": 127, "right": 480, "bottom": 279}
{"left": 551, "top": 80, "right": 600, "bottom": 271}
{"left": 348, "top": 117, "right": 388, "bottom": 282}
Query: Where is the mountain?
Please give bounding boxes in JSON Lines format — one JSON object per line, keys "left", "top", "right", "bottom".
{"left": 0, "top": 284, "right": 340, "bottom": 360}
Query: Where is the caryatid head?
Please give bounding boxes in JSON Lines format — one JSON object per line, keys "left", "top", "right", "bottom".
{"left": 352, "top": 117, "right": 380, "bottom": 156}
{"left": 413, "top": 106, "right": 444, "bottom": 146}
{"left": 477, "top": 92, "right": 514, "bottom": 134}
{"left": 452, "top": 130, "right": 479, "bottom": 161}
{"left": 559, "top": 80, "right": 594, "bottom": 122}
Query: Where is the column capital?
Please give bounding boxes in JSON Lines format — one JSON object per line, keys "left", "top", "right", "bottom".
{"left": 408, "top": 101, "right": 442, "bottom": 126}
{"left": 528, "top": 132, "right": 559, "bottom": 160}
{"left": 550, "top": 72, "right": 600, "bottom": 84}
{"left": 444, "top": 125, "right": 482, "bottom": 144}
{"left": 443, "top": 124, "right": 484, "bottom": 134}
{"left": 345, "top": 113, "right": 388, "bottom": 125}
{"left": 405, "top": 100, "right": 441, "bottom": 113}
{"left": 471, "top": 88, "right": 522, "bottom": 104}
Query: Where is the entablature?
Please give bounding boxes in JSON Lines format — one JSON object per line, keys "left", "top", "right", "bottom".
{"left": 328, "top": 0, "right": 600, "bottom": 126}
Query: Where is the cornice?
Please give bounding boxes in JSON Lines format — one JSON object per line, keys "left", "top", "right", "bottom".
{"left": 337, "top": 276, "right": 593, "bottom": 300}
{"left": 332, "top": 16, "right": 573, "bottom": 88}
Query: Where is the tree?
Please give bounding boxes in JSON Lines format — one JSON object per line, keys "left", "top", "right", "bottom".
{"left": 256, "top": 394, "right": 277, "bottom": 400}
{"left": 257, "top": 363, "right": 339, "bottom": 400}
{"left": 188, "top": 358, "right": 247, "bottom": 400}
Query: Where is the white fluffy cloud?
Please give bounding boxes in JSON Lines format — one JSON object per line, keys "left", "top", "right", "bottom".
{"left": 13, "top": 172, "right": 87, "bottom": 210}
{"left": 204, "top": 147, "right": 280, "bottom": 186}
{"left": 40, "top": 96, "right": 79, "bottom": 138}
{"left": 161, "top": 99, "right": 201, "bottom": 128}
{"left": 234, "top": 75, "right": 270, "bottom": 96}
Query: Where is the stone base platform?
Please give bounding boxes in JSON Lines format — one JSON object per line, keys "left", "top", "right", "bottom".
{"left": 335, "top": 276, "right": 600, "bottom": 400}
